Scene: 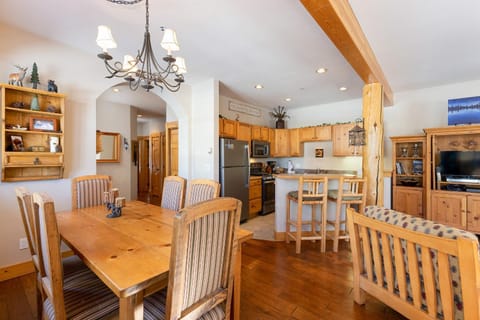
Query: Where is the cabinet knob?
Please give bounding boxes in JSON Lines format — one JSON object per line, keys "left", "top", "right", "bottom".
{"left": 33, "top": 157, "right": 40, "bottom": 165}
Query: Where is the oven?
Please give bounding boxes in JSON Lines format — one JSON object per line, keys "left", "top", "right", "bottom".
{"left": 261, "top": 175, "right": 275, "bottom": 215}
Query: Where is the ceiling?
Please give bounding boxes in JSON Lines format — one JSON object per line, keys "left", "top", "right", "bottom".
{"left": 1, "top": 0, "right": 480, "bottom": 117}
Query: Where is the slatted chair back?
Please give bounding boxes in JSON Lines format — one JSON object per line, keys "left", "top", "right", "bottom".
{"left": 166, "top": 197, "right": 241, "bottom": 319}
{"left": 33, "top": 192, "right": 67, "bottom": 319}
{"left": 184, "top": 179, "right": 220, "bottom": 207}
{"left": 33, "top": 192, "right": 119, "bottom": 320}
{"left": 16, "top": 187, "right": 45, "bottom": 318}
{"left": 327, "top": 177, "right": 367, "bottom": 252}
{"left": 161, "top": 175, "right": 187, "bottom": 211}
{"left": 72, "top": 174, "right": 112, "bottom": 209}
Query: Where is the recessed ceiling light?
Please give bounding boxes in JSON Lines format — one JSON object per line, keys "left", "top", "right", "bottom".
{"left": 137, "top": 114, "right": 143, "bottom": 118}
{"left": 285, "top": 98, "right": 292, "bottom": 102}
{"left": 316, "top": 67, "right": 328, "bottom": 74}
{"left": 339, "top": 86, "right": 348, "bottom": 91}
{"left": 113, "top": 88, "right": 120, "bottom": 93}
{"left": 254, "top": 84, "right": 264, "bottom": 89}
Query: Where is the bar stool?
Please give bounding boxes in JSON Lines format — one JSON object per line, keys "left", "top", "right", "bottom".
{"left": 327, "top": 177, "right": 367, "bottom": 252}
{"left": 286, "top": 176, "right": 328, "bottom": 254}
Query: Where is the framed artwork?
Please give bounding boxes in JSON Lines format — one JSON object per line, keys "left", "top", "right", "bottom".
{"left": 448, "top": 96, "right": 480, "bottom": 126}
{"left": 11, "top": 135, "right": 24, "bottom": 151}
{"left": 315, "top": 148, "right": 324, "bottom": 158}
{"left": 30, "top": 117, "right": 58, "bottom": 132}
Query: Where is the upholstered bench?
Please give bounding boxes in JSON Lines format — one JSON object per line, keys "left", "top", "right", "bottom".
{"left": 347, "top": 205, "right": 480, "bottom": 320}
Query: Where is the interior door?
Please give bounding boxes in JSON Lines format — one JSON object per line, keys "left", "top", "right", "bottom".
{"left": 150, "top": 132, "right": 162, "bottom": 198}
{"left": 166, "top": 121, "right": 179, "bottom": 176}
{"left": 137, "top": 136, "right": 150, "bottom": 194}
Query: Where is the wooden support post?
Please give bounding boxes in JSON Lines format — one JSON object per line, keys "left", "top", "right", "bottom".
{"left": 362, "top": 83, "right": 384, "bottom": 206}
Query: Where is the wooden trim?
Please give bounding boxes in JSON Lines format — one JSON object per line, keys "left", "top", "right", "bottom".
{"left": 0, "top": 260, "right": 34, "bottom": 282}
{"left": 274, "top": 232, "right": 286, "bottom": 241}
{"left": 300, "top": 0, "right": 393, "bottom": 106}
{"left": 165, "top": 121, "right": 178, "bottom": 176}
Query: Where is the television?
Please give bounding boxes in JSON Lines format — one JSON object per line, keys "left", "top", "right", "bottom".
{"left": 439, "top": 151, "right": 480, "bottom": 181}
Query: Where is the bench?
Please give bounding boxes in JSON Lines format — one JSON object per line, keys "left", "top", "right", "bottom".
{"left": 347, "top": 205, "right": 480, "bottom": 320}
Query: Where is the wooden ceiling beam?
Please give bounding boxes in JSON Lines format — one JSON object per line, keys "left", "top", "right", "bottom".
{"left": 301, "top": 0, "right": 394, "bottom": 106}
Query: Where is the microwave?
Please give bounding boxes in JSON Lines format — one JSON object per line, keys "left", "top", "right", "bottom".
{"left": 251, "top": 140, "right": 270, "bottom": 158}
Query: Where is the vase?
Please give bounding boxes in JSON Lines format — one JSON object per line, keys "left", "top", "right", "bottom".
{"left": 30, "top": 95, "right": 40, "bottom": 111}
{"left": 276, "top": 119, "right": 285, "bottom": 129}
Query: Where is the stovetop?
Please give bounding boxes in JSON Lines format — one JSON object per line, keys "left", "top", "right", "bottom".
{"left": 251, "top": 173, "right": 275, "bottom": 181}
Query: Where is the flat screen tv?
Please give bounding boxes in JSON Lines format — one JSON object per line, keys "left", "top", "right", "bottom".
{"left": 439, "top": 151, "right": 480, "bottom": 179}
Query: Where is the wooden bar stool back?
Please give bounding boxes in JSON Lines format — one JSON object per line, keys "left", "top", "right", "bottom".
{"left": 327, "top": 177, "right": 367, "bottom": 252}
{"left": 286, "top": 176, "right": 328, "bottom": 254}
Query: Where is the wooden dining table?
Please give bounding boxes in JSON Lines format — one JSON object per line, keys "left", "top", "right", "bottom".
{"left": 56, "top": 200, "right": 253, "bottom": 320}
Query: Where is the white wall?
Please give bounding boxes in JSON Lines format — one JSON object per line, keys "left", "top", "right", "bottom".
{"left": 219, "top": 95, "right": 271, "bottom": 127}
{"left": 137, "top": 117, "right": 166, "bottom": 136}
{"left": 96, "top": 100, "right": 134, "bottom": 200}
{"left": 191, "top": 79, "right": 218, "bottom": 179}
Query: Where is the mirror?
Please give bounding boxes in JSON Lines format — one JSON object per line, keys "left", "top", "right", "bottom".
{"left": 96, "top": 131, "right": 120, "bottom": 163}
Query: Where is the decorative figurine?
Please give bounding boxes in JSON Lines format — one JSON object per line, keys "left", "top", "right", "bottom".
{"left": 30, "top": 62, "right": 40, "bottom": 89}
{"left": 401, "top": 146, "right": 408, "bottom": 157}
{"left": 30, "top": 95, "right": 40, "bottom": 111}
{"left": 47, "top": 80, "right": 58, "bottom": 92}
{"left": 104, "top": 188, "right": 125, "bottom": 218}
{"left": 412, "top": 144, "right": 419, "bottom": 158}
{"left": 8, "top": 65, "right": 28, "bottom": 86}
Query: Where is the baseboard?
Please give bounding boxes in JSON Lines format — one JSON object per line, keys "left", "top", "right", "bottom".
{"left": 274, "top": 232, "right": 285, "bottom": 241}
{"left": 0, "top": 260, "right": 34, "bottom": 282}
{"left": 0, "top": 250, "right": 75, "bottom": 282}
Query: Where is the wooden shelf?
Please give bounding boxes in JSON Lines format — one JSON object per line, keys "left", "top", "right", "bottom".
{"left": 1, "top": 83, "right": 65, "bottom": 182}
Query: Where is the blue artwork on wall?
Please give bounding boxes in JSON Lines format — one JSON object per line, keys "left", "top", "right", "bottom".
{"left": 448, "top": 96, "right": 480, "bottom": 126}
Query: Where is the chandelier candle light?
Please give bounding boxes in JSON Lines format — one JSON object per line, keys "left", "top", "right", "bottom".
{"left": 96, "top": 0, "right": 187, "bottom": 92}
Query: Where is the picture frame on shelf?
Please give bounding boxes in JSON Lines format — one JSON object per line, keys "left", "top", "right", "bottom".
{"left": 30, "top": 117, "right": 57, "bottom": 132}
{"left": 10, "top": 135, "right": 24, "bottom": 151}
{"left": 395, "top": 161, "right": 405, "bottom": 175}
{"left": 412, "top": 160, "right": 423, "bottom": 175}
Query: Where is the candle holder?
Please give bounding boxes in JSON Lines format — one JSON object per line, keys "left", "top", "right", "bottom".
{"left": 412, "top": 143, "right": 420, "bottom": 158}
{"left": 104, "top": 188, "right": 125, "bottom": 218}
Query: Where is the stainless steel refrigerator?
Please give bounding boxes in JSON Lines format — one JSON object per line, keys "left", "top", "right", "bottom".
{"left": 219, "top": 138, "right": 250, "bottom": 222}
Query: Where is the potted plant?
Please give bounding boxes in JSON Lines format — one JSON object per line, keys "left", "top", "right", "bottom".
{"left": 270, "top": 105, "right": 289, "bottom": 128}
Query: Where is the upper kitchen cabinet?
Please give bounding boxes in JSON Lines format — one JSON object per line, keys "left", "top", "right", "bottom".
{"left": 289, "top": 128, "right": 304, "bottom": 157}
{"left": 236, "top": 122, "right": 251, "bottom": 142}
{"left": 332, "top": 123, "right": 361, "bottom": 157}
{"left": 272, "top": 129, "right": 289, "bottom": 157}
{"left": 299, "top": 125, "right": 332, "bottom": 142}
{"left": 251, "top": 125, "right": 269, "bottom": 141}
{"left": 219, "top": 118, "right": 237, "bottom": 138}
{"left": 1, "top": 83, "right": 65, "bottom": 181}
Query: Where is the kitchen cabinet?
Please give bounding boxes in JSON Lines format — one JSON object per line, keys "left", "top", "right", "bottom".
{"left": 1, "top": 83, "right": 65, "bottom": 181}
{"left": 391, "top": 135, "right": 426, "bottom": 217}
{"left": 269, "top": 128, "right": 276, "bottom": 156}
{"left": 249, "top": 177, "right": 262, "bottom": 218}
{"left": 288, "top": 128, "right": 304, "bottom": 157}
{"left": 219, "top": 118, "right": 236, "bottom": 138}
{"left": 251, "top": 125, "right": 269, "bottom": 141}
{"left": 431, "top": 191, "right": 466, "bottom": 230}
{"left": 272, "top": 129, "right": 289, "bottom": 157}
{"left": 299, "top": 125, "right": 332, "bottom": 142}
{"left": 236, "top": 122, "right": 251, "bottom": 142}
{"left": 332, "top": 123, "right": 361, "bottom": 156}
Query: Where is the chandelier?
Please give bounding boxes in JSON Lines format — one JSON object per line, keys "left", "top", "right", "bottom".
{"left": 96, "top": 0, "right": 186, "bottom": 92}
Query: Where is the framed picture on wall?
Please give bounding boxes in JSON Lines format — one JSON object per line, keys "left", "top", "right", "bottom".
{"left": 315, "top": 148, "right": 324, "bottom": 158}
{"left": 448, "top": 96, "right": 480, "bottom": 126}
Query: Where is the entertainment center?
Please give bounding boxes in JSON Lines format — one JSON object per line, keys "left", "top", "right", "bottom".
{"left": 424, "top": 125, "right": 480, "bottom": 233}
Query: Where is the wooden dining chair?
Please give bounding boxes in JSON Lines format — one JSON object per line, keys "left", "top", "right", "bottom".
{"left": 15, "top": 187, "right": 89, "bottom": 318}
{"left": 286, "top": 176, "right": 329, "bottom": 254}
{"left": 184, "top": 178, "right": 221, "bottom": 207}
{"left": 144, "top": 197, "right": 241, "bottom": 319}
{"left": 32, "top": 192, "right": 119, "bottom": 320}
{"left": 161, "top": 175, "right": 187, "bottom": 211}
{"left": 327, "top": 177, "right": 367, "bottom": 252}
{"left": 71, "top": 174, "right": 112, "bottom": 209}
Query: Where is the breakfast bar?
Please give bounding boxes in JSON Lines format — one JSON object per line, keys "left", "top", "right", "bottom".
{"left": 274, "top": 171, "right": 357, "bottom": 240}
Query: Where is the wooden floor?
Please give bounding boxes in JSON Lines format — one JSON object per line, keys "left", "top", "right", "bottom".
{"left": 0, "top": 239, "right": 405, "bottom": 320}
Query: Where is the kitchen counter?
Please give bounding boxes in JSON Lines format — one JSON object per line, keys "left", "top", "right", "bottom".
{"left": 274, "top": 171, "right": 358, "bottom": 240}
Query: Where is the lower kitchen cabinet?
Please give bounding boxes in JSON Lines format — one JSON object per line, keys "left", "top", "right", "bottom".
{"left": 249, "top": 177, "right": 262, "bottom": 218}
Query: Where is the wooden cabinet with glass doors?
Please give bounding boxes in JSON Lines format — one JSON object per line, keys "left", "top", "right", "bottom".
{"left": 1, "top": 84, "right": 65, "bottom": 182}
{"left": 390, "top": 136, "right": 426, "bottom": 217}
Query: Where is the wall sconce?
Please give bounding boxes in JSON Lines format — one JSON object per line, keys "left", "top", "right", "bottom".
{"left": 123, "top": 137, "right": 129, "bottom": 151}
{"left": 348, "top": 118, "right": 366, "bottom": 155}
